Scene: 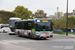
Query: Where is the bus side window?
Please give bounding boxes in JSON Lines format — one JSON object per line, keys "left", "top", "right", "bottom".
{"left": 35, "top": 23, "right": 38, "bottom": 29}
{"left": 24, "top": 22, "right": 27, "bottom": 29}
{"left": 15, "top": 22, "right": 18, "bottom": 29}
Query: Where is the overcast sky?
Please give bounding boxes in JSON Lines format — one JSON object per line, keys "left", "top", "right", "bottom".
{"left": 0, "top": 0, "right": 75, "bottom": 16}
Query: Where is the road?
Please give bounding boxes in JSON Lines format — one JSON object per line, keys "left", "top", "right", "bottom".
{"left": 0, "top": 33, "right": 75, "bottom": 50}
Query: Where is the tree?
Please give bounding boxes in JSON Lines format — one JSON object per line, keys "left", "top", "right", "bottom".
{"left": 33, "top": 9, "right": 47, "bottom": 18}
{"left": 56, "top": 12, "right": 63, "bottom": 20}
{"left": 0, "top": 17, "right": 2, "bottom": 23}
{"left": 13, "top": 5, "right": 32, "bottom": 19}
{"left": 0, "top": 10, "right": 16, "bottom": 24}
{"left": 68, "top": 16, "right": 75, "bottom": 28}
{"left": 52, "top": 13, "right": 75, "bottom": 30}
{"left": 59, "top": 14, "right": 66, "bottom": 29}
{"left": 52, "top": 14, "right": 66, "bottom": 29}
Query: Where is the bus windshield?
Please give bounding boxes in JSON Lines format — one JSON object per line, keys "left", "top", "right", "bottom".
{"left": 35, "top": 22, "right": 53, "bottom": 31}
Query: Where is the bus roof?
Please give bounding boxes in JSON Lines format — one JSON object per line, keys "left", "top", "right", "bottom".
{"left": 9, "top": 17, "right": 21, "bottom": 20}
{"left": 15, "top": 19, "right": 36, "bottom": 22}
{"left": 15, "top": 18, "right": 52, "bottom": 22}
{"left": 36, "top": 18, "right": 52, "bottom": 20}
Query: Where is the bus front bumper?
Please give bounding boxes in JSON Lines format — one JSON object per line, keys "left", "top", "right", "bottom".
{"left": 9, "top": 32, "right": 15, "bottom": 35}
{"left": 35, "top": 35, "right": 53, "bottom": 38}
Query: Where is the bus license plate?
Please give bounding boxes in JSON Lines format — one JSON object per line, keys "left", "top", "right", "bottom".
{"left": 45, "top": 33, "right": 49, "bottom": 36}
{"left": 41, "top": 34, "right": 45, "bottom": 36}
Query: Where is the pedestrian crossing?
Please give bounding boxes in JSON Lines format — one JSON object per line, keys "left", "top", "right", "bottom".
{"left": 0, "top": 39, "right": 75, "bottom": 45}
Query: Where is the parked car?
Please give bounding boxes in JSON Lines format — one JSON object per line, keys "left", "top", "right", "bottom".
{"left": 0, "top": 27, "right": 9, "bottom": 33}
{"left": 2, "top": 24, "right": 9, "bottom": 27}
{"left": 0, "top": 24, "right": 4, "bottom": 29}
{"left": 0, "top": 28, "right": 4, "bottom": 33}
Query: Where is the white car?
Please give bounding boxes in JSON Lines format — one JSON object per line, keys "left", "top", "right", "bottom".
{"left": 0, "top": 24, "right": 4, "bottom": 28}
{"left": 0, "top": 27, "right": 9, "bottom": 33}
{"left": 3, "top": 24, "right": 9, "bottom": 27}
{"left": 0, "top": 28, "right": 4, "bottom": 33}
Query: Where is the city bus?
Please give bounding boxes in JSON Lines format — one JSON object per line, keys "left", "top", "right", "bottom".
{"left": 8, "top": 17, "right": 21, "bottom": 35}
{"left": 15, "top": 18, "right": 53, "bottom": 39}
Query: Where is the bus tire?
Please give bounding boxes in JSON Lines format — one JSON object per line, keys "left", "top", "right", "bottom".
{"left": 18, "top": 34, "right": 22, "bottom": 37}
{"left": 9, "top": 33, "right": 11, "bottom": 35}
{"left": 43, "top": 38, "right": 46, "bottom": 40}
{"left": 22, "top": 34, "right": 25, "bottom": 37}
{"left": 28, "top": 33, "right": 32, "bottom": 38}
{"left": 18, "top": 32, "right": 22, "bottom": 37}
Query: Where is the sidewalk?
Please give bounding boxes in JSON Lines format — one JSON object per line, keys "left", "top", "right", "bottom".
{"left": 53, "top": 33, "right": 75, "bottom": 38}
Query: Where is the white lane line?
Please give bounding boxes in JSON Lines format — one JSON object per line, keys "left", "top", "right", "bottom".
{"left": 11, "top": 40, "right": 38, "bottom": 43}
{"left": 52, "top": 39, "right": 75, "bottom": 42}
{"left": 7, "top": 44, "right": 33, "bottom": 50}
{"left": 0, "top": 39, "right": 75, "bottom": 44}
{"left": 0, "top": 41, "right": 10, "bottom": 44}
{"left": 0, "top": 41, "right": 32, "bottom": 50}
{"left": 11, "top": 40, "right": 28, "bottom": 43}
{"left": 2, "top": 40, "right": 18, "bottom": 43}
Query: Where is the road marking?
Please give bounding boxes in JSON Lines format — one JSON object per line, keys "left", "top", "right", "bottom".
{"left": 0, "top": 33, "right": 8, "bottom": 34}
{"left": 2, "top": 40, "right": 18, "bottom": 43}
{"left": 52, "top": 39, "right": 75, "bottom": 42}
{"left": 0, "top": 41, "right": 32, "bottom": 50}
{"left": 0, "top": 39, "right": 75, "bottom": 44}
{"left": 0, "top": 41, "right": 10, "bottom": 44}
{"left": 7, "top": 44, "right": 32, "bottom": 50}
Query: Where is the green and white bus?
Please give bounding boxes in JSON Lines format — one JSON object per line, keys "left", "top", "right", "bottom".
{"left": 15, "top": 18, "right": 53, "bottom": 39}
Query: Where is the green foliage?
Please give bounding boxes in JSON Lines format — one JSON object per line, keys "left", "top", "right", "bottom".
{"left": 52, "top": 13, "right": 75, "bottom": 29}
{"left": 56, "top": 12, "right": 63, "bottom": 19}
{"left": 68, "top": 16, "right": 75, "bottom": 28}
{"left": 53, "top": 32, "right": 66, "bottom": 34}
{"left": 32, "top": 9, "right": 47, "bottom": 18}
{"left": 53, "top": 32, "right": 73, "bottom": 34}
{"left": 13, "top": 5, "right": 32, "bottom": 19}
{"left": 0, "top": 10, "right": 16, "bottom": 24}
{"left": 0, "top": 17, "right": 2, "bottom": 23}
{"left": 52, "top": 14, "right": 66, "bottom": 29}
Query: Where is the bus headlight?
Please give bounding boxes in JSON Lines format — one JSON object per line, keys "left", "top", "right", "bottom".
{"left": 10, "top": 26, "right": 12, "bottom": 27}
{"left": 50, "top": 32, "right": 53, "bottom": 35}
{"left": 36, "top": 33, "right": 40, "bottom": 35}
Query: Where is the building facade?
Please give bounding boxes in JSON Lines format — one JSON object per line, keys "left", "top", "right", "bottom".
{"left": 64, "top": 10, "right": 75, "bottom": 17}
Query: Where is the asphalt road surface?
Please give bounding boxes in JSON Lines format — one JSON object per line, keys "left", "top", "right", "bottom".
{"left": 0, "top": 33, "right": 75, "bottom": 50}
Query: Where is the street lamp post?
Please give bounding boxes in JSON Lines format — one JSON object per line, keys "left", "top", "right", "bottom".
{"left": 66, "top": 0, "right": 68, "bottom": 36}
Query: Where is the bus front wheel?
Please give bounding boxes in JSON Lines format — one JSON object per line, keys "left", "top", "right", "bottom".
{"left": 43, "top": 38, "right": 46, "bottom": 40}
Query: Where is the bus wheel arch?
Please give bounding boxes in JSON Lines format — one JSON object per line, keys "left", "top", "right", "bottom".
{"left": 28, "top": 32, "right": 31, "bottom": 36}
{"left": 18, "top": 31, "right": 22, "bottom": 37}
{"left": 18, "top": 31, "right": 20, "bottom": 35}
{"left": 28, "top": 32, "right": 32, "bottom": 38}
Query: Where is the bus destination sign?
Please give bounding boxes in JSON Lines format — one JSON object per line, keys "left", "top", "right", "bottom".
{"left": 42, "top": 20, "right": 48, "bottom": 22}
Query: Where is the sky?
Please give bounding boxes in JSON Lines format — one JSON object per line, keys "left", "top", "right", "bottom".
{"left": 0, "top": 0, "right": 75, "bottom": 16}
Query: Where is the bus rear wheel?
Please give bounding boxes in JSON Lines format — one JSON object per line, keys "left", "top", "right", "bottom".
{"left": 28, "top": 33, "right": 32, "bottom": 39}
{"left": 18, "top": 32, "right": 22, "bottom": 37}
